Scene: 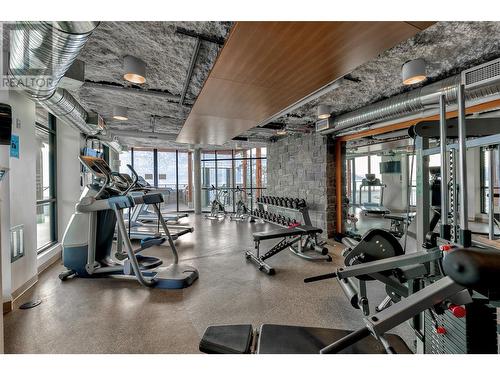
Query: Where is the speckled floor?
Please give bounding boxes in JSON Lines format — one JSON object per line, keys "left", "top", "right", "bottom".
{"left": 4, "top": 215, "right": 413, "bottom": 353}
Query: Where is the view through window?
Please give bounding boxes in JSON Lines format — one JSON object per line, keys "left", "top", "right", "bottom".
{"left": 35, "top": 106, "right": 57, "bottom": 252}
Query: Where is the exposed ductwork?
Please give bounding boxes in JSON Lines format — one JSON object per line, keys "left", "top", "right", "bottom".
{"left": 319, "top": 58, "right": 500, "bottom": 136}
{"left": 9, "top": 21, "right": 100, "bottom": 134}
{"left": 38, "top": 88, "right": 96, "bottom": 134}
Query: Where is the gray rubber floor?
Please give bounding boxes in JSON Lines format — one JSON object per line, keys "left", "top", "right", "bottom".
{"left": 4, "top": 215, "right": 414, "bottom": 353}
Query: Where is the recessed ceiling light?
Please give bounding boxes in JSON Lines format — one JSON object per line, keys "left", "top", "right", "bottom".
{"left": 317, "top": 104, "right": 332, "bottom": 119}
{"left": 402, "top": 58, "right": 426, "bottom": 85}
{"left": 123, "top": 55, "right": 146, "bottom": 84}
{"left": 113, "top": 106, "right": 128, "bottom": 121}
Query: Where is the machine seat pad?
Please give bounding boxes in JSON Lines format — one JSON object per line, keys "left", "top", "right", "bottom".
{"left": 199, "top": 325, "right": 254, "bottom": 354}
{"left": 257, "top": 324, "right": 412, "bottom": 354}
{"left": 253, "top": 225, "right": 322, "bottom": 242}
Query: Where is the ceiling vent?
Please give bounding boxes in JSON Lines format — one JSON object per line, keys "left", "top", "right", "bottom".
{"left": 315, "top": 117, "right": 333, "bottom": 132}
{"left": 462, "top": 58, "right": 500, "bottom": 89}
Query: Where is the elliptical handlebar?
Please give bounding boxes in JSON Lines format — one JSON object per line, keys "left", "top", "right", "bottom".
{"left": 122, "top": 164, "right": 139, "bottom": 196}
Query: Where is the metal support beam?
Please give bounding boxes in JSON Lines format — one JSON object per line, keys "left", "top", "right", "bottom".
{"left": 439, "top": 95, "right": 448, "bottom": 226}
{"left": 180, "top": 38, "right": 201, "bottom": 106}
{"left": 193, "top": 148, "right": 202, "bottom": 214}
{"left": 84, "top": 81, "right": 193, "bottom": 105}
{"left": 175, "top": 27, "right": 226, "bottom": 46}
{"left": 416, "top": 136, "right": 429, "bottom": 250}
{"left": 488, "top": 146, "right": 496, "bottom": 240}
{"left": 457, "top": 84, "right": 469, "bottom": 231}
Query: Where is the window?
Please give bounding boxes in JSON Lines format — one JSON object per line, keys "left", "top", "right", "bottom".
{"left": 201, "top": 148, "right": 267, "bottom": 212}
{"left": 119, "top": 150, "right": 132, "bottom": 175}
{"left": 35, "top": 106, "right": 57, "bottom": 252}
{"left": 410, "top": 153, "right": 440, "bottom": 206}
{"left": 133, "top": 149, "right": 155, "bottom": 186}
{"left": 480, "top": 147, "right": 498, "bottom": 214}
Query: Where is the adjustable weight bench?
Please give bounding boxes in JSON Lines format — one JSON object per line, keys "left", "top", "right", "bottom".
{"left": 245, "top": 225, "right": 331, "bottom": 275}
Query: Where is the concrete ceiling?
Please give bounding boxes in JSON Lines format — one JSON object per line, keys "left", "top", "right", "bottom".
{"left": 72, "top": 21, "right": 500, "bottom": 149}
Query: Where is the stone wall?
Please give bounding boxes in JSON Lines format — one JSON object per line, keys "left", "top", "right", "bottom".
{"left": 267, "top": 133, "right": 336, "bottom": 237}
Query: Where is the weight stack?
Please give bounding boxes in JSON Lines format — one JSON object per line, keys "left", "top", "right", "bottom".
{"left": 424, "top": 300, "right": 497, "bottom": 354}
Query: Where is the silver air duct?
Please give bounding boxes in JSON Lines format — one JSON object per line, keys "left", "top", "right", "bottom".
{"left": 39, "top": 88, "right": 95, "bottom": 134}
{"left": 9, "top": 21, "right": 100, "bottom": 134}
{"left": 320, "top": 58, "right": 500, "bottom": 135}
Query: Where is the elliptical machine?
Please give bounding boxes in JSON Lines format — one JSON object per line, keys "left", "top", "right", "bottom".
{"left": 59, "top": 155, "right": 198, "bottom": 289}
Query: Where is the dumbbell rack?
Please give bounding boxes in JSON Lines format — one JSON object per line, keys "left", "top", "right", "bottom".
{"left": 251, "top": 197, "right": 331, "bottom": 262}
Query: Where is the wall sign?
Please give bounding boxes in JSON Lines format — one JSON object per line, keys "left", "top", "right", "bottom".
{"left": 10, "top": 133, "right": 19, "bottom": 158}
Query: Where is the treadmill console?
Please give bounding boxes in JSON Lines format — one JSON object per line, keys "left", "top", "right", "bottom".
{"left": 80, "top": 155, "right": 112, "bottom": 180}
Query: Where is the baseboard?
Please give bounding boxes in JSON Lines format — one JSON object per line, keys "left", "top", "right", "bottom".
{"left": 38, "top": 248, "right": 62, "bottom": 275}
{"left": 11, "top": 274, "right": 38, "bottom": 302}
{"left": 3, "top": 300, "right": 12, "bottom": 314}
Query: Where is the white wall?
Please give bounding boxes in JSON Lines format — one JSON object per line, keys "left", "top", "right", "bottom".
{"left": 1, "top": 92, "right": 83, "bottom": 304}
{"left": 1, "top": 144, "right": 11, "bottom": 304}
{"left": 7, "top": 92, "right": 37, "bottom": 296}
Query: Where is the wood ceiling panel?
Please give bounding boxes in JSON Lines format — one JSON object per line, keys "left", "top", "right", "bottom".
{"left": 177, "top": 21, "right": 434, "bottom": 145}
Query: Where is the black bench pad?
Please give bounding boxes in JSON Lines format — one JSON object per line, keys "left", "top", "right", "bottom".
{"left": 199, "top": 325, "right": 253, "bottom": 354}
{"left": 257, "top": 324, "right": 412, "bottom": 354}
{"left": 253, "top": 225, "right": 322, "bottom": 242}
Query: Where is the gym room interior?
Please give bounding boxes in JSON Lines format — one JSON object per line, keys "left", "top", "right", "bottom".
{"left": 1, "top": 1, "right": 500, "bottom": 371}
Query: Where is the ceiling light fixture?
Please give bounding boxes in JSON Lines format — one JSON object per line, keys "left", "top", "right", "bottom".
{"left": 123, "top": 55, "right": 146, "bottom": 84}
{"left": 402, "top": 58, "right": 427, "bottom": 85}
{"left": 113, "top": 105, "right": 128, "bottom": 121}
{"left": 317, "top": 104, "right": 332, "bottom": 119}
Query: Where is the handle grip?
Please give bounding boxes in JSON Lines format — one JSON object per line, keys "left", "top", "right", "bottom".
{"left": 320, "top": 327, "right": 371, "bottom": 354}
{"left": 304, "top": 272, "right": 337, "bottom": 283}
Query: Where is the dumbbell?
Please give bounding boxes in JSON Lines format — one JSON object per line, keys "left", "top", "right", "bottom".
{"left": 292, "top": 198, "right": 299, "bottom": 209}
{"left": 297, "top": 199, "right": 307, "bottom": 208}
{"left": 285, "top": 198, "right": 292, "bottom": 208}
{"left": 270, "top": 196, "right": 277, "bottom": 205}
{"left": 280, "top": 197, "right": 287, "bottom": 207}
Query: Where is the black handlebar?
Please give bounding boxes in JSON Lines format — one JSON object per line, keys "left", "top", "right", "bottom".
{"left": 320, "top": 327, "right": 371, "bottom": 354}
{"left": 443, "top": 248, "right": 500, "bottom": 289}
{"left": 304, "top": 272, "right": 337, "bottom": 283}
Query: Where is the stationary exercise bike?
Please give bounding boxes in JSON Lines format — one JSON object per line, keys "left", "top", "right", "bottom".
{"left": 230, "top": 186, "right": 250, "bottom": 221}
{"left": 205, "top": 185, "right": 227, "bottom": 220}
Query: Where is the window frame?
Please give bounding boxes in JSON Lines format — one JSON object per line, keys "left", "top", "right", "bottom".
{"left": 201, "top": 149, "right": 267, "bottom": 213}
{"left": 36, "top": 113, "right": 57, "bottom": 253}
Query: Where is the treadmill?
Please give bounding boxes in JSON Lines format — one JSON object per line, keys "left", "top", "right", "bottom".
{"left": 358, "top": 173, "right": 390, "bottom": 215}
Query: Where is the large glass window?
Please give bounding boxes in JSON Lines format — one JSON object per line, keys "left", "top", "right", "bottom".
{"left": 178, "top": 151, "right": 194, "bottom": 211}
{"left": 119, "top": 150, "right": 132, "bottom": 175}
{"left": 201, "top": 148, "right": 267, "bottom": 212}
{"left": 133, "top": 149, "right": 155, "bottom": 186}
{"left": 157, "top": 150, "right": 177, "bottom": 211}
{"left": 410, "top": 153, "right": 440, "bottom": 206}
{"left": 35, "top": 106, "right": 57, "bottom": 252}
{"left": 480, "top": 147, "right": 499, "bottom": 214}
